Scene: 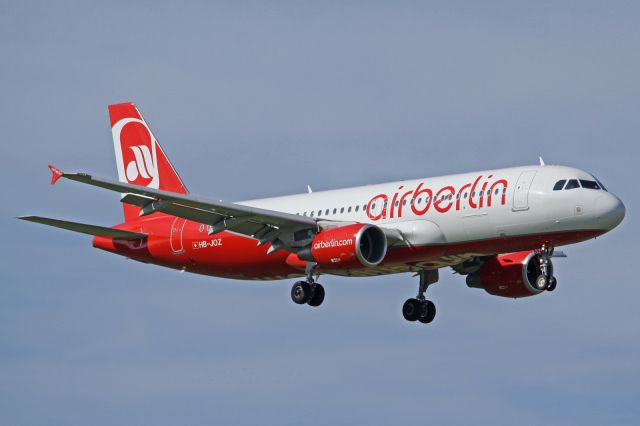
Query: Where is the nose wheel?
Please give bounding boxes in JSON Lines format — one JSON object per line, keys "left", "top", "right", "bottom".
{"left": 403, "top": 270, "right": 438, "bottom": 324}
{"left": 546, "top": 276, "right": 557, "bottom": 291}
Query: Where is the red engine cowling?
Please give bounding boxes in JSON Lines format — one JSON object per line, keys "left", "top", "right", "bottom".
{"left": 299, "top": 224, "right": 387, "bottom": 270}
{"left": 466, "top": 251, "right": 550, "bottom": 298}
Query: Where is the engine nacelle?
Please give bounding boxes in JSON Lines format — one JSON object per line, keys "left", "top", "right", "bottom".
{"left": 299, "top": 224, "right": 387, "bottom": 269}
{"left": 466, "top": 251, "right": 551, "bottom": 298}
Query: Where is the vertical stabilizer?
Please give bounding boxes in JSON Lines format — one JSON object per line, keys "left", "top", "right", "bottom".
{"left": 108, "top": 102, "right": 188, "bottom": 222}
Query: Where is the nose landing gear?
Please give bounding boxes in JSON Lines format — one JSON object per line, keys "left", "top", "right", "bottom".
{"left": 402, "top": 269, "right": 438, "bottom": 324}
{"left": 535, "top": 244, "right": 558, "bottom": 292}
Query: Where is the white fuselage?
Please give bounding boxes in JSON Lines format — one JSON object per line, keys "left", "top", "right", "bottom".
{"left": 243, "top": 164, "right": 624, "bottom": 252}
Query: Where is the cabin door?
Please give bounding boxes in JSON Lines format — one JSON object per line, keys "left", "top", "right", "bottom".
{"left": 512, "top": 171, "right": 537, "bottom": 211}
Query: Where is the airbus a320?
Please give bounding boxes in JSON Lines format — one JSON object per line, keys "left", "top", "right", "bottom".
{"left": 20, "top": 103, "right": 626, "bottom": 324}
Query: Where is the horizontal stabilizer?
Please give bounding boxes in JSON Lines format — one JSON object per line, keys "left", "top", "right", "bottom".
{"left": 18, "top": 216, "right": 146, "bottom": 240}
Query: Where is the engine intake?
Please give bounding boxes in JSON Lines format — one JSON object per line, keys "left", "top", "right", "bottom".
{"left": 299, "top": 224, "right": 387, "bottom": 269}
{"left": 466, "top": 251, "right": 551, "bottom": 298}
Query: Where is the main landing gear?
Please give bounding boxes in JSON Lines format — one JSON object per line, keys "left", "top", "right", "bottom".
{"left": 290, "top": 262, "right": 325, "bottom": 307}
{"left": 402, "top": 269, "right": 438, "bottom": 324}
{"left": 534, "top": 244, "right": 558, "bottom": 292}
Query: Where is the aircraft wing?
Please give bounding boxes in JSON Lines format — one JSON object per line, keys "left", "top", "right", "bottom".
{"left": 48, "top": 166, "right": 318, "bottom": 251}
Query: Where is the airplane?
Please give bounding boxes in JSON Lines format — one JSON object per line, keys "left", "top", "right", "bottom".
{"left": 19, "top": 102, "right": 626, "bottom": 324}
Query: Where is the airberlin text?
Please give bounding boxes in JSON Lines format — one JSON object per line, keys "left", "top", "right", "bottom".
{"left": 313, "top": 239, "right": 354, "bottom": 250}
{"left": 366, "top": 175, "right": 508, "bottom": 221}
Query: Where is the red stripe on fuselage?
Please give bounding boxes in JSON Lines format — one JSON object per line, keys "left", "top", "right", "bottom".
{"left": 93, "top": 216, "right": 604, "bottom": 280}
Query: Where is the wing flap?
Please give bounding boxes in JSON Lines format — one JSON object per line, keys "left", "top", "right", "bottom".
{"left": 19, "top": 216, "right": 146, "bottom": 240}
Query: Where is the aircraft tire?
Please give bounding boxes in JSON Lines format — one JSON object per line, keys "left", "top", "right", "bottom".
{"left": 546, "top": 276, "right": 557, "bottom": 291}
{"left": 418, "top": 300, "right": 436, "bottom": 324}
{"left": 291, "top": 281, "right": 311, "bottom": 304}
{"left": 307, "top": 284, "right": 325, "bottom": 307}
{"left": 402, "top": 298, "right": 421, "bottom": 321}
{"left": 534, "top": 275, "right": 548, "bottom": 291}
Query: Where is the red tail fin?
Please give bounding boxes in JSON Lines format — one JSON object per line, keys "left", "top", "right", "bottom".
{"left": 109, "top": 102, "right": 188, "bottom": 222}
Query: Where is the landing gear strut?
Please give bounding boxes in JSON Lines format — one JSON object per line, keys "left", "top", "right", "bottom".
{"left": 403, "top": 270, "right": 438, "bottom": 324}
{"left": 290, "top": 262, "right": 325, "bottom": 307}
{"left": 535, "top": 243, "right": 558, "bottom": 292}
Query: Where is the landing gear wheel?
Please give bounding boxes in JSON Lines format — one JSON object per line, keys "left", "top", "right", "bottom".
{"left": 418, "top": 300, "right": 436, "bottom": 324}
{"left": 402, "top": 298, "right": 421, "bottom": 322}
{"left": 291, "top": 281, "right": 311, "bottom": 304}
{"left": 546, "top": 276, "right": 557, "bottom": 292}
{"left": 308, "top": 284, "right": 325, "bottom": 307}
{"left": 534, "top": 275, "right": 548, "bottom": 291}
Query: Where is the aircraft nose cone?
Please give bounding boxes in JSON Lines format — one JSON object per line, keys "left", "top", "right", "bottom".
{"left": 595, "top": 193, "right": 625, "bottom": 230}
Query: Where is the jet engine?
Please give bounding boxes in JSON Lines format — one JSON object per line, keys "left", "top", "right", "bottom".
{"left": 465, "top": 251, "right": 552, "bottom": 298}
{"left": 298, "top": 223, "right": 387, "bottom": 269}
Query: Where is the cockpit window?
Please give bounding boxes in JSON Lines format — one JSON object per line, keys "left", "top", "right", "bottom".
{"left": 565, "top": 179, "right": 580, "bottom": 190}
{"left": 595, "top": 178, "right": 607, "bottom": 191}
{"left": 553, "top": 180, "right": 566, "bottom": 191}
{"left": 580, "top": 180, "right": 600, "bottom": 190}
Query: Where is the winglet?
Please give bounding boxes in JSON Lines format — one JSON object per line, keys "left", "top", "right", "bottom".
{"left": 48, "top": 165, "right": 64, "bottom": 185}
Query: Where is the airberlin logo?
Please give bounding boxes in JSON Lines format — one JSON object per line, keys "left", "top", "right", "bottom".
{"left": 313, "top": 238, "right": 354, "bottom": 250}
{"left": 126, "top": 145, "right": 155, "bottom": 182}
{"left": 366, "top": 175, "right": 509, "bottom": 221}
{"left": 112, "top": 117, "right": 159, "bottom": 189}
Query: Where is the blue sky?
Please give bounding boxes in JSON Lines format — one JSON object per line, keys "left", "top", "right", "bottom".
{"left": 1, "top": 1, "right": 638, "bottom": 424}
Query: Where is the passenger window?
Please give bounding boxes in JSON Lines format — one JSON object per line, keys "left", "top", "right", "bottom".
{"left": 402, "top": 200, "right": 407, "bottom": 206}
{"left": 333, "top": 208, "right": 337, "bottom": 214}
{"left": 348, "top": 206, "right": 352, "bottom": 212}
{"left": 580, "top": 180, "right": 600, "bottom": 190}
{"left": 553, "top": 180, "right": 566, "bottom": 191}
{"left": 325, "top": 209, "right": 329, "bottom": 215}
{"left": 340, "top": 207, "right": 344, "bottom": 213}
{"left": 418, "top": 198, "right": 422, "bottom": 203}
{"left": 310, "top": 211, "right": 314, "bottom": 217}
{"left": 317, "top": 210, "right": 322, "bottom": 216}
{"left": 565, "top": 179, "right": 580, "bottom": 190}
{"left": 355, "top": 205, "right": 360, "bottom": 212}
